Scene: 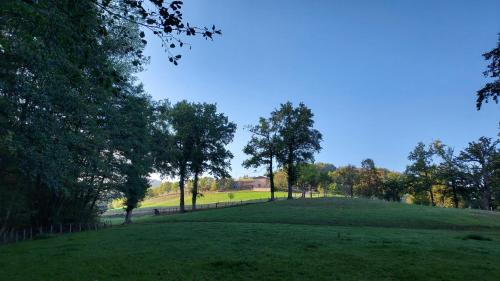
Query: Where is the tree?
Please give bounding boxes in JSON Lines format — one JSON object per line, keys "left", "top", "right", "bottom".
{"left": 355, "top": 159, "right": 382, "bottom": 198}
{"left": 0, "top": 0, "right": 150, "bottom": 229}
{"left": 434, "top": 142, "right": 466, "bottom": 208}
{"left": 297, "top": 163, "right": 321, "bottom": 197}
{"left": 156, "top": 100, "right": 197, "bottom": 212}
{"left": 405, "top": 142, "right": 439, "bottom": 206}
{"left": 0, "top": 0, "right": 222, "bottom": 230}
{"left": 476, "top": 34, "right": 500, "bottom": 109}
{"left": 112, "top": 93, "right": 155, "bottom": 224}
{"left": 272, "top": 102, "right": 322, "bottom": 199}
{"left": 243, "top": 117, "right": 280, "bottom": 200}
{"left": 380, "top": 172, "right": 405, "bottom": 202}
{"left": 330, "top": 165, "right": 359, "bottom": 198}
{"left": 93, "top": 0, "right": 222, "bottom": 65}
{"left": 296, "top": 163, "right": 335, "bottom": 197}
{"left": 458, "top": 137, "right": 499, "bottom": 210}
{"left": 190, "top": 103, "right": 236, "bottom": 209}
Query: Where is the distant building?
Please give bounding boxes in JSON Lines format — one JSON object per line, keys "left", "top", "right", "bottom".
{"left": 234, "top": 176, "right": 270, "bottom": 191}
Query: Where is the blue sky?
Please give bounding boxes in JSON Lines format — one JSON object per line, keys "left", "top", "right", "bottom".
{"left": 139, "top": 0, "right": 500, "bottom": 178}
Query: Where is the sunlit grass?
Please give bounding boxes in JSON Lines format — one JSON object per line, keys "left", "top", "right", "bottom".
{"left": 2, "top": 197, "right": 499, "bottom": 281}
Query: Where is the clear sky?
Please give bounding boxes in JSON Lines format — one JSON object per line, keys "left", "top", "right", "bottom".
{"left": 138, "top": 0, "right": 500, "bottom": 179}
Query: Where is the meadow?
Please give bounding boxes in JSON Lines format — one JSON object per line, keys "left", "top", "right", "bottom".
{"left": 1, "top": 198, "right": 499, "bottom": 281}
{"left": 108, "top": 190, "right": 295, "bottom": 211}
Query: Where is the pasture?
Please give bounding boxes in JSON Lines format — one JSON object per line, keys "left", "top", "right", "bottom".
{"left": 1, "top": 198, "right": 499, "bottom": 281}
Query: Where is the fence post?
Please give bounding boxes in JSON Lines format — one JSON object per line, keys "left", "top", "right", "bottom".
{"left": 69, "top": 224, "right": 72, "bottom": 233}
{"left": 50, "top": 224, "right": 53, "bottom": 234}
{"left": 23, "top": 229, "right": 26, "bottom": 241}
{"left": 216, "top": 202, "right": 218, "bottom": 208}
{"left": 30, "top": 228, "right": 33, "bottom": 239}
{"left": 59, "top": 223, "right": 63, "bottom": 234}
{"left": 79, "top": 223, "right": 82, "bottom": 232}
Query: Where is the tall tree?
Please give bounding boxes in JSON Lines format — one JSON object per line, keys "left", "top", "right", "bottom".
{"left": 272, "top": 102, "right": 322, "bottom": 199}
{"left": 112, "top": 93, "right": 155, "bottom": 224}
{"left": 190, "top": 103, "right": 236, "bottom": 209}
{"left": 405, "top": 142, "right": 439, "bottom": 206}
{"left": 476, "top": 34, "right": 500, "bottom": 109}
{"left": 156, "top": 100, "right": 196, "bottom": 212}
{"left": 434, "top": 142, "right": 466, "bottom": 208}
{"left": 458, "top": 137, "right": 499, "bottom": 210}
{"left": 243, "top": 117, "right": 280, "bottom": 200}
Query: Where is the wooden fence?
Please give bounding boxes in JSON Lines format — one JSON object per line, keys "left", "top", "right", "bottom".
{"left": 102, "top": 194, "right": 305, "bottom": 218}
{"left": 0, "top": 220, "right": 113, "bottom": 246}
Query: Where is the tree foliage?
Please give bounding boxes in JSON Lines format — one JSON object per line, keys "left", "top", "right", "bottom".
{"left": 476, "top": 34, "right": 500, "bottom": 109}
{"left": 272, "top": 102, "right": 322, "bottom": 199}
{"left": 243, "top": 117, "right": 280, "bottom": 200}
{"left": 0, "top": 0, "right": 220, "bottom": 230}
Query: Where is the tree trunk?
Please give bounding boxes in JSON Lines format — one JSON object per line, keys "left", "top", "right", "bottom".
{"left": 429, "top": 185, "right": 435, "bottom": 206}
{"left": 350, "top": 185, "right": 354, "bottom": 198}
{"left": 451, "top": 181, "right": 459, "bottom": 208}
{"left": 287, "top": 148, "right": 294, "bottom": 200}
{"left": 481, "top": 187, "right": 492, "bottom": 210}
{"left": 124, "top": 206, "right": 133, "bottom": 224}
{"left": 269, "top": 160, "right": 275, "bottom": 201}
{"left": 179, "top": 168, "right": 186, "bottom": 213}
{"left": 192, "top": 172, "right": 199, "bottom": 210}
{"left": 287, "top": 164, "right": 293, "bottom": 199}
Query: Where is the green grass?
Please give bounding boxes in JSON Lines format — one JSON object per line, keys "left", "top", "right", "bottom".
{"left": 2, "top": 198, "right": 500, "bottom": 281}
{"left": 137, "top": 190, "right": 294, "bottom": 208}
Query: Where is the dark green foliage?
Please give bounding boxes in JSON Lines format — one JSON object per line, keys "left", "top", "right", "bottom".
{"left": 154, "top": 101, "right": 236, "bottom": 212}
{"left": 243, "top": 117, "right": 280, "bottom": 200}
{"left": 0, "top": 0, "right": 218, "bottom": 231}
{"left": 189, "top": 103, "right": 236, "bottom": 209}
{"left": 458, "top": 137, "right": 499, "bottom": 210}
{"left": 405, "top": 142, "right": 439, "bottom": 206}
{"left": 476, "top": 34, "right": 500, "bottom": 109}
{"left": 272, "top": 102, "right": 323, "bottom": 199}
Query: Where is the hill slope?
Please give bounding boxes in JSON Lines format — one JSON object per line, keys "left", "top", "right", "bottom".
{"left": 1, "top": 198, "right": 499, "bottom": 281}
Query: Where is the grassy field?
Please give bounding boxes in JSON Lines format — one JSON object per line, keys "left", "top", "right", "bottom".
{"left": 127, "top": 190, "right": 294, "bottom": 209}
{"left": 1, "top": 198, "right": 500, "bottom": 280}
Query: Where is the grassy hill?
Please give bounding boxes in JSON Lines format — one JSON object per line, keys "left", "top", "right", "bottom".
{"left": 1, "top": 198, "right": 500, "bottom": 281}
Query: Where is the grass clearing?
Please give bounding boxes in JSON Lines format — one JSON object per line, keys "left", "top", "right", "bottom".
{"left": 2, "top": 197, "right": 500, "bottom": 280}
{"left": 131, "top": 190, "right": 294, "bottom": 209}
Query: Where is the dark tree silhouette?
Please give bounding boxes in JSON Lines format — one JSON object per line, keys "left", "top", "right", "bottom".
{"left": 476, "top": 34, "right": 500, "bottom": 109}
{"left": 243, "top": 117, "right": 280, "bottom": 200}
{"left": 272, "top": 102, "right": 322, "bottom": 199}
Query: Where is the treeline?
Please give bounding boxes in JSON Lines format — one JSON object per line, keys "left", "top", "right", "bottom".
{"left": 269, "top": 136, "right": 499, "bottom": 210}
{"left": 0, "top": 0, "right": 226, "bottom": 232}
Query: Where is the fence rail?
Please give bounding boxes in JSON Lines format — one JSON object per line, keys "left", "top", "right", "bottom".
{"left": 103, "top": 194, "right": 305, "bottom": 218}
{"left": 0, "top": 220, "right": 112, "bottom": 246}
